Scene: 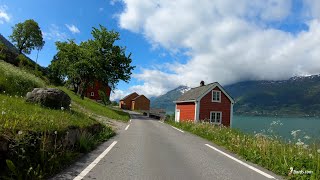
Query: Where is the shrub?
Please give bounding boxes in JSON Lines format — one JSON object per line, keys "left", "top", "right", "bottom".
{"left": 98, "top": 90, "right": 110, "bottom": 106}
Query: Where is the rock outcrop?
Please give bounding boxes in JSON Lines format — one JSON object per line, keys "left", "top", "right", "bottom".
{"left": 26, "top": 88, "right": 71, "bottom": 109}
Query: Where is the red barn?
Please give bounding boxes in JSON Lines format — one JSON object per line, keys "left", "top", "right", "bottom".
{"left": 119, "top": 92, "right": 139, "bottom": 110}
{"left": 131, "top": 95, "right": 150, "bottom": 111}
{"left": 174, "top": 81, "right": 235, "bottom": 127}
{"left": 85, "top": 80, "right": 111, "bottom": 101}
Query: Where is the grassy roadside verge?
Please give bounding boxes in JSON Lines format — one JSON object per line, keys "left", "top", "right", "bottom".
{"left": 166, "top": 120, "right": 320, "bottom": 180}
{"left": 0, "top": 61, "right": 118, "bottom": 179}
{"left": 60, "top": 87, "right": 130, "bottom": 122}
{"left": 0, "top": 93, "right": 115, "bottom": 179}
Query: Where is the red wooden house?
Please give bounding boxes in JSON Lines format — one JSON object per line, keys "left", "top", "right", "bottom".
{"left": 119, "top": 92, "right": 139, "bottom": 110}
{"left": 119, "top": 93, "right": 150, "bottom": 110}
{"left": 85, "top": 80, "right": 111, "bottom": 101}
{"left": 174, "top": 81, "right": 235, "bottom": 127}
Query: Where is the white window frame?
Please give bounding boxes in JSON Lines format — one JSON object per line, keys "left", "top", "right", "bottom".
{"left": 212, "top": 90, "right": 221, "bottom": 102}
{"left": 90, "top": 92, "right": 94, "bottom": 96}
{"left": 210, "top": 111, "right": 222, "bottom": 124}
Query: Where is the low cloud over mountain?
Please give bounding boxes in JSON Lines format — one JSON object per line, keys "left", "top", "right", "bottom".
{"left": 112, "top": 0, "right": 320, "bottom": 98}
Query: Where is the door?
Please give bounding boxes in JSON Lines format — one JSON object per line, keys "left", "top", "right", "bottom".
{"left": 175, "top": 109, "right": 180, "bottom": 122}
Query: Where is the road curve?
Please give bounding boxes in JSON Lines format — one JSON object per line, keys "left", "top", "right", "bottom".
{"left": 53, "top": 112, "right": 282, "bottom": 180}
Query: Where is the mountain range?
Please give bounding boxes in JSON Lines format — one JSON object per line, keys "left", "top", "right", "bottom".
{"left": 151, "top": 75, "right": 320, "bottom": 116}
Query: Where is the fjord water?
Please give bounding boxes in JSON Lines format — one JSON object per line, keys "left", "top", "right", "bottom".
{"left": 233, "top": 115, "right": 320, "bottom": 143}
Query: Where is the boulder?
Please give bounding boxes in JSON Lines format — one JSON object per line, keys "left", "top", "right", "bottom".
{"left": 26, "top": 88, "right": 71, "bottom": 109}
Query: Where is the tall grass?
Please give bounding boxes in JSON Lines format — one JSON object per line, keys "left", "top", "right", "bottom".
{"left": 167, "top": 121, "right": 320, "bottom": 180}
{"left": 0, "top": 94, "right": 97, "bottom": 132}
{"left": 0, "top": 60, "right": 46, "bottom": 96}
{"left": 60, "top": 87, "right": 130, "bottom": 122}
{"left": 0, "top": 94, "right": 115, "bottom": 179}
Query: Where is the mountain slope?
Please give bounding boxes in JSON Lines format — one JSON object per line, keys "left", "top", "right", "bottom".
{"left": 227, "top": 75, "right": 320, "bottom": 116}
{"left": 151, "top": 86, "right": 190, "bottom": 114}
{"left": 151, "top": 75, "right": 320, "bottom": 116}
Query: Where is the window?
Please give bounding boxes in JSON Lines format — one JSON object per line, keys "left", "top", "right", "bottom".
{"left": 210, "top": 112, "right": 222, "bottom": 124}
{"left": 90, "top": 92, "right": 94, "bottom": 96}
{"left": 212, "top": 90, "right": 221, "bottom": 102}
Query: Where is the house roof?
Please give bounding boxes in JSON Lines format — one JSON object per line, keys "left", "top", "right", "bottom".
{"left": 120, "top": 92, "right": 139, "bottom": 101}
{"left": 175, "top": 82, "right": 234, "bottom": 103}
{"left": 132, "top": 95, "right": 149, "bottom": 101}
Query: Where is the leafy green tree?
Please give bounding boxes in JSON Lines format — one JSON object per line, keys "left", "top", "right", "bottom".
{"left": 50, "top": 25, "right": 135, "bottom": 100}
{"left": 9, "top": 19, "right": 45, "bottom": 54}
{"left": 90, "top": 25, "right": 134, "bottom": 90}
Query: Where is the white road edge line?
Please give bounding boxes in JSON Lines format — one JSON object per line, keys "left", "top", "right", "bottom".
{"left": 130, "top": 119, "right": 131, "bottom": 122}
{"left": 205, "top": 144, "right": 275, "bottom": 179}
{"left": 125, "top": 124, "right": 130, "bottom": 130}
{"left": 73, "top": 141, "right": 118, "bottom": 180}
{"left": 171, "top": 126, "right": 184, "bottom": 133}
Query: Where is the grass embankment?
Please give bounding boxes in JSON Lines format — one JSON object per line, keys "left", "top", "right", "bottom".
{"left": 0, "top": 60, "right": 46, "bottom": 96}
{"left": 167, "top": 121, "right": 320, "bottom": 180}
{"left": 60, "top": 87, "right": 130, "bottom": 122}
{"left": 0, "top": 61, "right": 115, "bottom": 179}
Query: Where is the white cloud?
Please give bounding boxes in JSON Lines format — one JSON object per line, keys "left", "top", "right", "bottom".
{"left": 65, "top": 24, "right": 80, "bottom": 34}
{"left": 110, "top": 89, "right": 127, "bottom": 101}
{"left": 0, "top": 5, "right": 10, "bottom": 24}
{"left": 43, "top": 24, "right": 68, "bottom": 41}
{"left": 303, "top": 0, "right": 320, "bottom": 19}
{"left": 99, "top": 7, "right": 104, "bottom": 12}
{"left": 117, "top": 0, "right": 320, "bottom": 97}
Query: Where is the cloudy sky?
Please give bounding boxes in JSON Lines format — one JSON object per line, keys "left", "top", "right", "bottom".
{"left": 1, "top": 0, "right": 320, "bottom": 100}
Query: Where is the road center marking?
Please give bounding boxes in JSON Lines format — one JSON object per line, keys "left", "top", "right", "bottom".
{"left": 205, "top": 144, "right": 275, "bottom": 179}
{"left": 171, "top": 126, "right": 184, "bottom": 133}
{"left": 73, "top": 141, "right": 118, "bottom": 180}
{"left": 125, "top": 124, "right": 130, "bottom": 130}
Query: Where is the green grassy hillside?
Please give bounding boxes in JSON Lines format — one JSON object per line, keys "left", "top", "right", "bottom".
{"left": 60, "top": 87, "right": 130, "bottom": 122}
{"left": 0, "top": 60, "right": 46, "bottom": 96}
{"left": 0, "top": 60, "right": 126, "bottom": 179}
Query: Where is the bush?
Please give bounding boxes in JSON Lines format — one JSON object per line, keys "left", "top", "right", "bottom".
{"left": 98, "top": 90, "right": 110, "bottom": 106}
{"left": 0, "top": 60, "right": 46, "bottom": 96}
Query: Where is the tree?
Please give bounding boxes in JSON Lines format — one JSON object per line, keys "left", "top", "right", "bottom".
{"left": 89, "top": 25, "right": 134, "bottom": 90}
{"left": 49, "top": 25, "right": 135, "bottom": 100}
{"left": 9, "top": 19, "right": 45, "bottom": 54}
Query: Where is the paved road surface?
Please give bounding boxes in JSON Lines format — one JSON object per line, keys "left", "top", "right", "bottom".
{"left": 53, "top": 112, "right": 282, "bottom": 180}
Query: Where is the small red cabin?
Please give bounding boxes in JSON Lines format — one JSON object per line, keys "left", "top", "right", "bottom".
{"left": 174, "top": 81, "right": 235, "bottom": 127}
{"left": 85, "top": 80, "right": 111, "bottom": 101}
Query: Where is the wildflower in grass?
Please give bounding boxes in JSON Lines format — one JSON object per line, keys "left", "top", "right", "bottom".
{"left": 309, "top": 154, "right": 313, "bottom": 158}
{"left": 303, "top": 144, "right": 309, "bottom": 149}
{"left": 291, "top": 129, "right": 301, "bottom": 138}
{"left": 296, "top": 139, "right": 304, "bottom": 146}
{"left": 61, "top": 107, "right": 64, "bottom": 110}
{"left": 18, "top": 130, "right": 23, "bottom": 135}
{"left": 317, "top": 149, "right": 320, "bottom": 154}
{"left": 54, "top": 131, "right": 57, "bottom": 135}
{"left": 304, "top": 135, "right": 311, "bottom": 139}
{"left": 1, "top": 111, "right": 5, "bottom": 115}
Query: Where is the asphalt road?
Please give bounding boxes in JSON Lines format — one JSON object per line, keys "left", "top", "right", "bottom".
{"left": 53, "top": 112, "right": 282, "bottom": 180}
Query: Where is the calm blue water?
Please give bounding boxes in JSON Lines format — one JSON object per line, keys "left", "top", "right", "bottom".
{"left": 233, "top": 115, "right": 320, "bottom": 143}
